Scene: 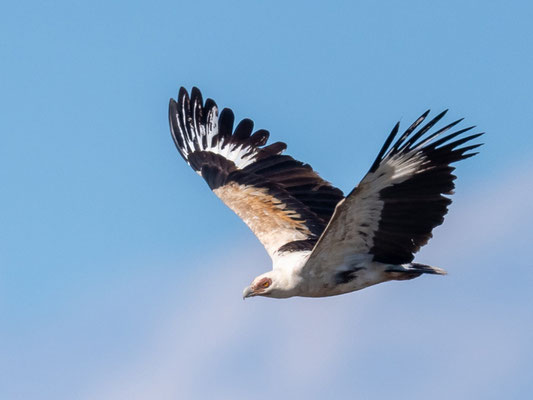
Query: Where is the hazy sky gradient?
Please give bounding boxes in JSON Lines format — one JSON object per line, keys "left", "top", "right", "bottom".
{"left": 1, "top": 1, "right": 532, "bottom": 399}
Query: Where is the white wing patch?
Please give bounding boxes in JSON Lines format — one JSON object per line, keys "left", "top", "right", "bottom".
{"left": 310, "top": 149, "right": 426, "bottom": 261}
{"left": 301, "top": 110, "right": 483, "bottom": 285}
{"left": 172, "top": 95, "right": 261, "bottom": 170}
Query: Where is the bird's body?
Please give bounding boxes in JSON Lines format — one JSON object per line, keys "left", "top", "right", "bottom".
{"left": 264, "top": 251, "right": 390, "bottom": 298}
{"left": 247, "top": 246, "right": 445, "bottom": 298}
{"left": 169, "top": 87, "right": 483, "bottom": 299}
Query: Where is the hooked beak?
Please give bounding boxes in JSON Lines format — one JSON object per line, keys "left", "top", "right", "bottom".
{"left": 242, "top": 285, "right": 255, "bottom": 300}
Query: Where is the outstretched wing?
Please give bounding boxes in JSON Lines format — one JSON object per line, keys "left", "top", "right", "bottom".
{"left": 169, "top": 87, "right": 344, "bottom": 260}
{"left": 304, "top": 110, "right": 483, "bottom": 272}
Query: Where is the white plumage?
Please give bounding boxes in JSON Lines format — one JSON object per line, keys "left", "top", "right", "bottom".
{"left": 169, "top": 88, "right": 483, "bottom": 299}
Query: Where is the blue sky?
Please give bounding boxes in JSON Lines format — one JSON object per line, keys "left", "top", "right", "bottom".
{"left": 1, "top": 1, "right": 532, "bottom": 399}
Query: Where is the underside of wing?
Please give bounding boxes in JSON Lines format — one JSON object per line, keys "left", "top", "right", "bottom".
{"left": 169, "top": 87, "right": 344, "bottom": 259}
{"left": 305, "top": 110, "right": 484, "bottom": 272}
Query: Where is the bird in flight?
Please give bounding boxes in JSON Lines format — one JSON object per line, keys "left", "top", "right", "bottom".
{"left": 169, "top": 87, "right": 483, "bottom": 300}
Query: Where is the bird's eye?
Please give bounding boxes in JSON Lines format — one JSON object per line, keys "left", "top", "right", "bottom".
{"left": 262, "top": 281, "right": 270, "bottom": 288}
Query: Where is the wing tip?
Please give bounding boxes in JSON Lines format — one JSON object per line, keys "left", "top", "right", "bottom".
{"left": 178, "top": 86, "right": 189, "bottom": 102}
{"left": 168, "top": 86, "right": 285, "bottom": 169}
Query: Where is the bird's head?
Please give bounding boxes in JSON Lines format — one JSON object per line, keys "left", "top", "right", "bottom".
{"left": 242, "top": 270, "right": 297, "bottom": 299}
{"left": 242, "top": 273, "right": 275, "bottom": 299}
